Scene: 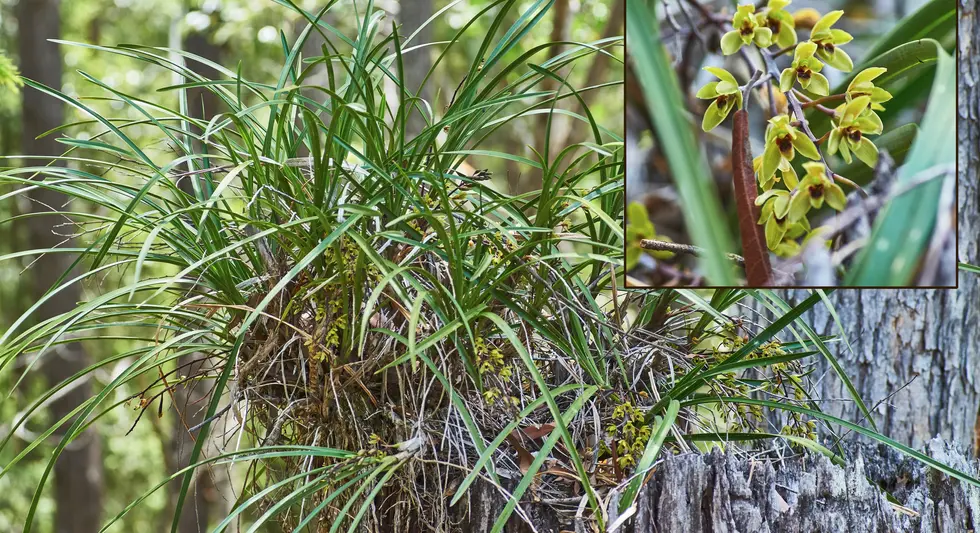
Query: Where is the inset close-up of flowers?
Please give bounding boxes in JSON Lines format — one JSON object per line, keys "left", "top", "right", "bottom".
{"left": 627, "top": 0, "right": 956, "bottom": 287}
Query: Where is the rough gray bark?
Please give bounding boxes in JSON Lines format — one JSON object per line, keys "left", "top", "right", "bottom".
{"left": 18, "top": 1, "right": 105, "bottom": 532}
{"left": 628, "top": 440, "right": 979, "bottom": 533}
{"left": 764, "top": 5, "right": 980, "bottom": 454}
{"left": 447, "top": 441, "right": 978, "bottom": 532}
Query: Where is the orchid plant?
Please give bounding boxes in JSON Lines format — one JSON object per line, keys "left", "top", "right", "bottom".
{"left": 699, "top": 1, "right": 893, "bottom": 257}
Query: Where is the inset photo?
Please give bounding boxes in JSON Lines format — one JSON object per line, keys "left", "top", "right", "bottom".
{"left": 626, "top": 0, "right": 956, "bottom": 287}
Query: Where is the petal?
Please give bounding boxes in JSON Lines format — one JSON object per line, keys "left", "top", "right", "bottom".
{"left": 786, "top": 221, "right": 808, "bottom": 239}
{"left": 788, "top": 189, "right": 811, "bottom": 222}
{"left": 852, "top": 136, "right": 879, "bottom": 167}
{"left": 716, "top": 80, "right": 739, "bottom": 94}
{"left": 775, "top": 25, "right": 798, "bottom": 48}
{"left": 809, "top": 192, "right": 824, "bottom": 209}
{"left": 792, "top": 132, "right": 821, "bottom": 160}
{"left": 756, "top": 188, "right": 785, "bottom": 207}
{"left": 825, "top": 182, "right": 847, "bottom": 210}
{"left": 852, "top": 67, "right": 886, "bottom": 87}
{"left": 704, "top": 66, "right": 739, "bottom": 86}
{"left": 807, "top": 72, "right": 830, "bottom": 96}
{"left": 782, "top": 164, "right": 799, "bottom": 189}
{"left": 769, "top": 0, "right": 791, "bottom": 12}
{"left": 799, "top": 74, "right": 811, "bottom": 90}
{"left": 795, "top": 41, "right": 818, "bottom": 61}
{"left": 696, "top": 81, "right": 721, "bottom": 99}
{"left": 843, "top": 96, "right": 870, "bottom": 123}
{"left": 871, "top": 86, "right": 893, "bottom": 104}
{"left": 838, "top": 138, "right": 852, "bottom": 163}
{"left": 830, "top": 29, "right": 853, "bottom": 45}
{"left": 754, "top": 27, "right": 773, "bottom": 47}
{"left": 626, "top": 243, "right": 641, "bottom": 270}
{"left": 758, "top": 198, "right": 775, "bottom": 223}
{"left": 827, "top": 128, "right": 841, "bottom": 156}
{"left": 782, "top": 145, "right": 796, "bottom": 162}
{"left": 830, "top": 47, "right": 853, "bottom": 72}
{"left": 812, "top": 10, "right": 843, "bottom": 35}
{"left": 702, "top": 99, "right": 729, "bottom": 131}
{"left": 721, "top": 31, "right": 744, "bottom": 55}
{"left": 856, "top": 111, "right": 883, "bottom": 135}
{"left": 779, "top": 68, "right": 796, "bottom": 93}
{"left": 774, "top": 193, "right": 791, "bottom": 218}
{"left": 766, "top": 219, "right": 788, "bottom": 250}
{"left": 761, "top": 141, "right": 782, "bottom": 182}
{"left": 774, "top": 239, "right": 801, "bottom": 257}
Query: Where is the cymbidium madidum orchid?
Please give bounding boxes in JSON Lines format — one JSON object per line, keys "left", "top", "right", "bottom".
{"left": 721, "top": 5, "right": 773, "bottom": 55}
{"left": 697, "top": 67, "right": 743, "bottom": 131}
{"left": 827, "top": 95, "right": 882, "bottom": 167}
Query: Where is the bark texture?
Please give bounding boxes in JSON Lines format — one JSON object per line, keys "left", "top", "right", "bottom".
{"left": 446, "top": 441, "right": 978, "bottom": 532}
{"left": 18, "top": 1, "right": 105, "bottom": 532}
{"left": 627, "top": 440, "right": 979, "bottom": 533}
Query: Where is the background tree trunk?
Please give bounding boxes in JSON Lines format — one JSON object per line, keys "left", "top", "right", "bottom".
{"left": 166, "top": 7, "right": 234, "bottom": 532}
{"left": 18, "top": 0, "right": 105, "bottom": 532}
{"left": 397, "top": 0, "right": 433, "bottom": 137}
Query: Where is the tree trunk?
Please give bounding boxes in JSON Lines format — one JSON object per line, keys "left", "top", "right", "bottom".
{"left": 397, "top": 0, "right": 433, "bottom": 137}
{"left": 626, "top": 441, "right": 978, "bottom": 533}
{"left": 167, "top": 11, "right": 232, "bottom": 532}
{"left": 18, "top": 0, "right": 105, "bottom": 532}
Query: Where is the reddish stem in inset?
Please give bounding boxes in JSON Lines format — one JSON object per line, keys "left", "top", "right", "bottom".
{"left": 731, "top": 109, "right": 773, "bottom": 286}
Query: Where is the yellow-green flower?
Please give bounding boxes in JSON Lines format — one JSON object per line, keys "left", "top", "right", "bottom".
{"left": 759, "top": 114, "right": 820, "bottom": 183}
{"left": 846, "top": 67, "right": 893, "bottom": 112}
{"left": 810, "top": 10, "right": 853, "bottom": 71}
{"left": 756, "top": 188, "right": 809, "bottom": 249}
{"left": 754, "top": 154, "right": 799, "bottom": 191}
{"left": 773, "top": 238, "right": 801, "bottom": 257}
{"left": 779, "top": 41, "right": 830, "bottom": 96}
{"left": 696, "top": 67, "right": 743, "bottom": 131}
{"left": 756, "top": 0, "right": 797, "bottom": 49}
{"left": 625, "top": 202, "right": 674, "bottom": 270}
{"left": 774, "top": 219, "right": 811, "bottom": 256}
{"left": 827, "top": 95, "right": 881, "bottom": 167}
{"left": 721, "top": 5, "right": 773, "bottom": 55}
{"left": 787, "top": 162, "right": 847, "bottom": 221}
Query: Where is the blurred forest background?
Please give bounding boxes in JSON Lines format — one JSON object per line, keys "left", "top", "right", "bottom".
{"left": 0, "top": 0, "right": 623, "bottom": 531}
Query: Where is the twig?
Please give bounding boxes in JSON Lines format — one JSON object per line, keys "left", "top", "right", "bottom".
{"left": 799, "top": 93, "right": 845, "bottom": 108}
{"left": 640, "top": 238, "right": 745, "bottom": 266}
{"left": 771, "top": 44, "right": 796, "bottom": 58}
{"left": 831, "top": 173, "right": 868, "bottom": 199}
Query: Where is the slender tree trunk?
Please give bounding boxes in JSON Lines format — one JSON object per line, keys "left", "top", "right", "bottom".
{"left": 167, "top": 9, "right": 232, "bottom": 532}
{"left": 18, "top": 0, "right": 104, "bottom": 532}
{"left": 398, "top": 0, "right": 433, "bottom": 137}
